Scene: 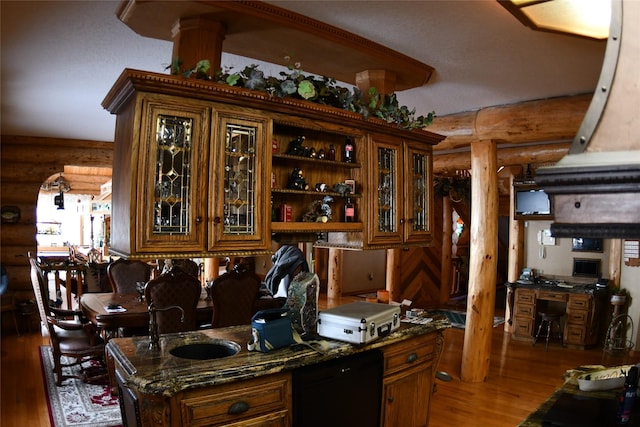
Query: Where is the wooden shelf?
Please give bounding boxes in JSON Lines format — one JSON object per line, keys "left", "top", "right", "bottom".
{"left": 271, "top": 221, "right": 362, "bottom": 233}
{"left": 272, "top": 153, "right": 361, "bottom": 168}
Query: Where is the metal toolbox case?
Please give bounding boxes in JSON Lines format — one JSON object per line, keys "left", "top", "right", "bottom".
{"left": 317, "top": 301, "right": 401, "bottom": 344}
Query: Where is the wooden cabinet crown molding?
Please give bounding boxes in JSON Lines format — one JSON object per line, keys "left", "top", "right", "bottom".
{"left": 102, "top": 69, "right": 445, "bottom": 142}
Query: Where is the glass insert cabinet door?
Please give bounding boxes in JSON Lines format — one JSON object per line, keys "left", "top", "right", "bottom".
{"left": 404, "top": 143, "right": 432, "bottom": 243}
{"left": 368, "top": 136, "right": 402, "bottom": 245}
{"left": 368, "top": 135, "right": 432, "bottom": 246}
{"left": 210, "top": 114, "right": 270, "bottom": 250}
{"left": 138, "top": 102, "right": 209, "bottom": 253}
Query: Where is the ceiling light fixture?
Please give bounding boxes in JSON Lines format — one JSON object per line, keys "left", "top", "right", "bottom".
{"left": 498, "top": 0, "right": 611, "bottom": 40}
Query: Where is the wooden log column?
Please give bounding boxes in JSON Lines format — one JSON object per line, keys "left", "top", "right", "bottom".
{"left": 462, "top": 139, "right": 498, "bottom": 382}
{"left": 505, "top": 171, "right": 524, "bottom": 333}
{"left": 440, "top": 195, "right": 453, "bottom": 305}
{"left": 386, "top": 248, "right": 401, "bottom": 303}
{"left": 327, "top": 248, "right": 343, "bottom": 302}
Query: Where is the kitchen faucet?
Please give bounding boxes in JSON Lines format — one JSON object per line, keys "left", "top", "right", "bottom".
{"left": 148, "top": 302, "right": 184, "bottom": 350}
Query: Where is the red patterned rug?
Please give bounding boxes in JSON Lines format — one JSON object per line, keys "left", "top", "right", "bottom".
{"left": 39, "top": 346, "right": 122, "bottom": 427}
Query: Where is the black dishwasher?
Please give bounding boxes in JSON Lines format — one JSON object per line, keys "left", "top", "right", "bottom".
{"left": 292, "top": 349, "right": 383, "bottom": 427}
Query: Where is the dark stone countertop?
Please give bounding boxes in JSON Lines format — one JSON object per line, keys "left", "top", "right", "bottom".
{"left": 506, "top": 275, "right": 607, "bottom": 295}
{"left": 518, "top": 367, "right": 628, "bottom": 426}
{"left": 107, "top": 319, "right": 450, "bottom": 397}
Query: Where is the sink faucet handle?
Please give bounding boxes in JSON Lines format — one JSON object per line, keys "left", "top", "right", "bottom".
{"left": 148, "top": 303, "right": 186, "bottom": 350}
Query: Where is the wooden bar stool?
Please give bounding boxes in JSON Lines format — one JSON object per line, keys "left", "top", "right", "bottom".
{"left": 533, "top": 311, "right": 563, "bottom": 351}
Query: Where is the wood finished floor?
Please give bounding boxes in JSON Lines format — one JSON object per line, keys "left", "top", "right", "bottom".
{"left": 1, "top": 324, "right": 636, "bottom": 426}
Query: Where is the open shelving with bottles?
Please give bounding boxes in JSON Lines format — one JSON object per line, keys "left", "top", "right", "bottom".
{"left": 271, "top": 121, "right": 363, "bottom": 232}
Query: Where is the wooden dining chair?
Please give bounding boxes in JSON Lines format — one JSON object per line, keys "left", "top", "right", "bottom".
{"left": 107, "top": 258, "right": 152, "bottom": 294}
{"left": 29, "top": 253, "right": 106, "bottom": 386}
{"left": 144, "top": 267, "right": 202, "bottom": 334}
{"left": 210, "top": 268, "right": 262, "bottom": 328}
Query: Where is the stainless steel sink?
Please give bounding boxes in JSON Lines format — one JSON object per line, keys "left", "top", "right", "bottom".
{"left": 169, "top": 340, "right": 241, "bottom": 360}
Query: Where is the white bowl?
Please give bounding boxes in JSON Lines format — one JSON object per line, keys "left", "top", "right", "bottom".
{"left": 577, "top": 365, "right": 633, "bottom": 391}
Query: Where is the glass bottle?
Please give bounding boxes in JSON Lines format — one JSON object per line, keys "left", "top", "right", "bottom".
{"left": 327, "top": 144, "right": 336, "bottom": 161}
{"left": 344, "top": 197, "right": 356, "bottom": 222}
{"left": 343, "top": 138, "right": 355, "bottom": 163}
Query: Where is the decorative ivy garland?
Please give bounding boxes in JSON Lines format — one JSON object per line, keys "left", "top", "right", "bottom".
{"left": 168, "top": 59, "right": 435, "bottom": 130}
{"left": 434, "top": 175, "right": 471, "bottom": 203}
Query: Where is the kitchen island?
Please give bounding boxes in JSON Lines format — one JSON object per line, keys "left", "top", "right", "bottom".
{"left": 107, "top": 316, "right": 449, "bottom": 427}
{"left": 518, "top": 367, "right": 640, "bottom": 426}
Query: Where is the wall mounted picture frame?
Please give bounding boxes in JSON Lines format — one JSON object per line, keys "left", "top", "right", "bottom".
{"left": 1, "top": 206, "right": 21, "bottom": 224}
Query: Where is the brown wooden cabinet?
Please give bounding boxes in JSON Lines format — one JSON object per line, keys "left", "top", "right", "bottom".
{"left": 270, "top": 118, "right": 364, "bottom": 233}
{"left": 178, "top": 373, "right": 292, "bottom": 427}
{"left": 513, "top": 288, "right": 537, "bottom": 340}
{"left": 367, "top": 134, "right": 434, "bottom": 247}
{"left": 103, "top": 69, "right": 443, "bottom": 256}
{"left": 381, "top": 333, "right": 438, "bottom": 427}
{"left": 565, "top": 294, "right": 595, "bottom": 347}
{"left": 111, "top": 328, "right": 445, "bottom": 427}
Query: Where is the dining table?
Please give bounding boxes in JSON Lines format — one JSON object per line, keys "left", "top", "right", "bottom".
{"left": 80, "top": 292, "right": 214, "bottom": 339}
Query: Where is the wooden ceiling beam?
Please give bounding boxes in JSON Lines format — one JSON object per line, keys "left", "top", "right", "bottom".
{"left": 429, "top": 94, "right": 592, "bottom": 151}
{"left": 433, "top": 142, "right": 571, "bottom": 174}
{"left": 116, "top": 0, "right": 434, "bottom": 90}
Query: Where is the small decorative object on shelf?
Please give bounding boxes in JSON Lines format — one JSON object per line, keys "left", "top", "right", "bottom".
{"left": 333, "top": 182, "right": 352, "bottom": 196}
{"left": 343, "top": 137, "right": 355, "bottom": 163}
{"left": 317, "top": 149, "right": 325, "bottom": 160}
{"left": 285, "top": 135, "right": 309, "bottom": 157}
{"left": 287, "top": 168, "right": 309, "bottom": 191}
{"left": 327, "top": 144, "right": 336, "bottom": 161}
{"left": 315, "top": 183, "right": 328, "bottom": 192}
{"left": 303, "top": 195, "right": 333, "bottom": 223}
{"left": 280, "top": 204, "right": 293, "bottom": 222}
{"left": 344, "top": 197, "right": 356, "bottom": 222}
{"left": 344, "top": 179, "right": 356, "bottom": 194}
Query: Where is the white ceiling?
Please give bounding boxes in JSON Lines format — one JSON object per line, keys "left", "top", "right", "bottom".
{"left": 1, "top": 0, "right": 607, "bottom": 143}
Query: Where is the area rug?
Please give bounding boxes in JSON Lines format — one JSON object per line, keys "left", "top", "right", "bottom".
{"left": 39, "top": 346, "right": 122, "bottom": 427}
{"left": 428, "top": 309, "right": 505, "bottom": 329}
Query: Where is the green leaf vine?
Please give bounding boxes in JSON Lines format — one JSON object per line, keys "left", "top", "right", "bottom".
{"left": 167, "top": 58, "right": 435, "bottom": 130}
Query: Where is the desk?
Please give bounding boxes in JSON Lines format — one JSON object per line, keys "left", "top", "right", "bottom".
{"left": 80, "top": 292, "right": 214, "bottom": 338}
{"left": 509, "top": 281, "right": 608, "bottom": 349}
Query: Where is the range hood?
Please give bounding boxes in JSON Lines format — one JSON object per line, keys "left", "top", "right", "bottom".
{"left": 535, "top": 0, "right": 640, "bottom": 238}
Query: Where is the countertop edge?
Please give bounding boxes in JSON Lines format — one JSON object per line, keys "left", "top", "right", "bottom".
{"left": 107, "top": 320, "right": 450, "bottom": 397}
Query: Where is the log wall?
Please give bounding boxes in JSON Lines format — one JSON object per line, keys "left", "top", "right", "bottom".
{"left": 0, "top": 136, "right": 113, "bottom": 307}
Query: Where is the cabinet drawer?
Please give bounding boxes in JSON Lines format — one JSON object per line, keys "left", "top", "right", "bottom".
{"left": 180, "top": 374, "right": 291, "bottom": 427}
{"left": 514, "top": 316, "right": 534, "bottom": 338}
{"left": 567, "top": 310, "right": 589, "bottom": 324}
{"left": 568, "top": 295, "right": 591, "bottom": 310}
{"left": 566, "top": 325, "right": 586, "bottom": 344}
{"left": 515, "top": 304, "right": 535, "bottom": 317}
{"left": 516, "top": 289, "right": 536, "bottom": 304}
{"left": 538, "top": 291, "right": 567, "bottom": 302}
{"left": 383, "top": 334, "right": 435, "bottom": 376}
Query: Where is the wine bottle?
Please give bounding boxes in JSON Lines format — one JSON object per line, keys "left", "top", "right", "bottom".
{"left": 344, "top": 138, "right": 355, "bottom": 163}
{"left": 344, "top": 197, "right": 356, "bottom": 222}
{"left": 327, "top": 144, "right": 336, "bottom": 161}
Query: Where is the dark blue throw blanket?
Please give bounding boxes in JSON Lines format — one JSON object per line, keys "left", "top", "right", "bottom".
{"left": 264, "top": 245, "right": 309, "bottom": 295}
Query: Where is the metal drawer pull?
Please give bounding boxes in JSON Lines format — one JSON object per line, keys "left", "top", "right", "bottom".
{"left": 228, "top": 401, "right": 250, "bottom": 415}
{"left": 406, "top": 352, "right": 418, "bottom": 363}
